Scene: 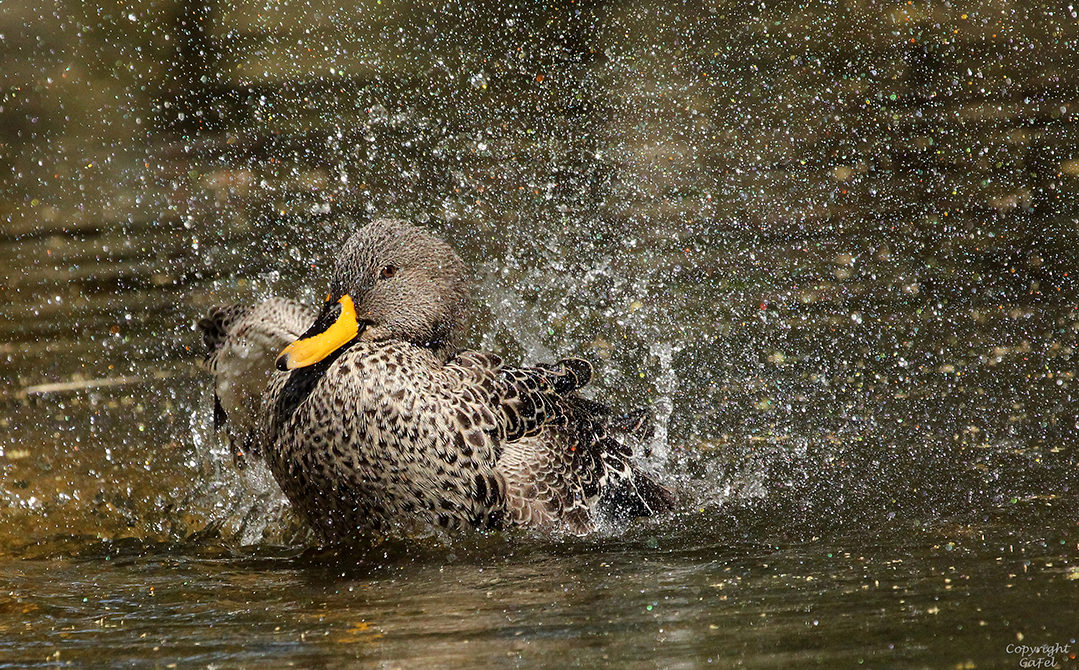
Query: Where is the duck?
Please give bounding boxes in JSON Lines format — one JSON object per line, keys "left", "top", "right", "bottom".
{"left": 198, "top": 218, "right": 672, "bottom": 542}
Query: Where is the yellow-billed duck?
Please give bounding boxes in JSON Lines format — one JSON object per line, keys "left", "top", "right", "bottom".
{"left": 199, "top": 218, "right": 672, "bottom": 541}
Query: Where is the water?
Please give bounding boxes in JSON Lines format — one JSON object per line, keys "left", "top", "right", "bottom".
{"left": 3, "top": 523, "right": 1077, "bottom": 668}
{"left": 3, "top": 1, "right": 1079, "bottom": 667}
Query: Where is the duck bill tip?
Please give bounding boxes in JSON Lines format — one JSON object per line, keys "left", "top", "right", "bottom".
{"left": 275, "top": 351, "right": 294, "bottom": 371}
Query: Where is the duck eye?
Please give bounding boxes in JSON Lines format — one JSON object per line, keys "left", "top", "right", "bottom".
{"left": 379, "top": 265, "right": 398, "bottom": 280}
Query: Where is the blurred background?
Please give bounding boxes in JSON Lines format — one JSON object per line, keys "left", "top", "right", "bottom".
{"left": 1, "top": 0, "right": 1078, "bottom": 667}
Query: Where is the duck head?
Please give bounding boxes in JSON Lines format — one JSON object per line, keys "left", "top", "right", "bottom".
{"left": 275, "top": 219, "right": 469, "bottom": 371}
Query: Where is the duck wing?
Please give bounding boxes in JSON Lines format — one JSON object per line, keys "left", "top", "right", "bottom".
{"left": 198, "top": 298, "right": 316, "bottom": 465}
{"left": 447, "top": 353, "right": 671, "bottom": 534}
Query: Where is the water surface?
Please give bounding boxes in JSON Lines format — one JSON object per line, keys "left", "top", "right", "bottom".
{"left": 2, "top": 0, "right": 1078, "bottom": 667}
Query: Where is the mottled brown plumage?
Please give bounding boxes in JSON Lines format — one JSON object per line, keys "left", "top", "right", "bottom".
{"left": 199, "top": 218, "right": 671, "bottom": 542}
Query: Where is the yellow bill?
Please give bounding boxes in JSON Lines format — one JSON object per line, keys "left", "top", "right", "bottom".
{"left": 276, "top": 294, "right": 360, "bottom": 371}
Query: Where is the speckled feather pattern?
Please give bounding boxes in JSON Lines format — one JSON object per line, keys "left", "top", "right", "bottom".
{"left": 257, "top": 339, "right": 650, "bottom": 539}
{"left": 198, "top": 219, "right": 672, "bottom": 541}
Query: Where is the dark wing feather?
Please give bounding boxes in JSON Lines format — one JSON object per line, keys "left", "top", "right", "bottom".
{"left": 463, "top": 356, "right": 670, "bottom": 533}
{"left": 198, "top": 305, "right": 251, "bottom": 363}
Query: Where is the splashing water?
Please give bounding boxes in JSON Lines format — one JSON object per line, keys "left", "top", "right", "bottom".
{"left": 646, "top": 341, "right": 680, "bottom": 470}
{"left": 2, "top": 2, "right": 1079, "bottom": 666}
